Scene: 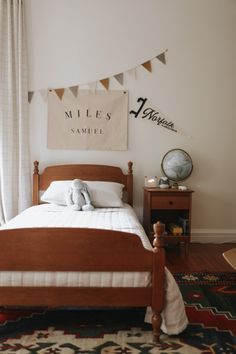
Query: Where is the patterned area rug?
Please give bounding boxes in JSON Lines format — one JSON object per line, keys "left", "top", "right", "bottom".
{"left": 0, "top": 272, "right": 235, "bottom": 353}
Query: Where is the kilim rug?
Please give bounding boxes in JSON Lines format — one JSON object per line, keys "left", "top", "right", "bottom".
{"left": 0, "top": 272, "right": 235, "bottom": 353}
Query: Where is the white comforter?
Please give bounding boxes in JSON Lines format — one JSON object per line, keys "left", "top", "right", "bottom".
{"left": 1, "top": 204, "right": 188, "bottom": 335}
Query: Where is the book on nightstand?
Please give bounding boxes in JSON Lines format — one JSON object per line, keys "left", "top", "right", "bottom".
{"left": 178, "top": 217, "right": 189, "bottom": 235}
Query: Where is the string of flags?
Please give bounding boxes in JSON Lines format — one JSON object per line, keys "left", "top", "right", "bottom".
{"left": 28, "top": 50, "right": 167, "bottom": 103}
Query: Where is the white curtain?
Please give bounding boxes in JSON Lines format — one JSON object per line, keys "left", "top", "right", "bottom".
{"left": 0, "top": 0, "right": 31, "bottom": 223}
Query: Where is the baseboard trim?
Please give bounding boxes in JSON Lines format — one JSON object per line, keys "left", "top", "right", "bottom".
{"left": 191, "top": 229, "right": 236, "bottom": 243}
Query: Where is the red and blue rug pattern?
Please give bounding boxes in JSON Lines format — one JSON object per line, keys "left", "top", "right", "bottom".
{"left": 0, "top": 272, "right": 235, "bottom": 353}
{"left": 175, "top": 272, "right": 236, "bottom": 353}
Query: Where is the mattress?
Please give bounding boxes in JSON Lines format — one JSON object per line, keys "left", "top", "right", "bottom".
{"left": 0, "top": 203, "right": 152, "bottom": 287}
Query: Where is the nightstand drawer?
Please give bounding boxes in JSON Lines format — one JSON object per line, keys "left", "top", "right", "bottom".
{"left": 151, "top": 195, "right": 190, "bottom": 209}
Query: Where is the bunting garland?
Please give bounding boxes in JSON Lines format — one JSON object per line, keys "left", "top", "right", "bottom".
{"left": 127, "top": 67, "right": 137, "bottom": 79}
{"left": 88, "top": 82, "right": 97, "bottom": 94}
{"left": 69, "top": 85, "right": 78, "bottom": 98}
{"left": 54, "top": 88, "right": 65, "bottom": 100}
{"left": 28, "top": 91, "right": 34, "bottom": 103}
{"left": 114, "top": 73, "right": 124, "bottom": 86}
{"left": 100, "top": 78, "right": 109, "bottom": 90}
{"left": 156, "top": 52, "right": 166, "bottom": 64}
{"left": 141, "top": 60, "right": 152, "bottom": 72}
{"left": 39, "top": 89, "right": 48, "bottom": 102}
{"left": 28, "top": 49, "right": 167, "bottom": 103}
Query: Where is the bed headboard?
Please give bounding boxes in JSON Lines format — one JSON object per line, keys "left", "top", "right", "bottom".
{"left": 33, "top": 161, "right": 133, "bottom": 206}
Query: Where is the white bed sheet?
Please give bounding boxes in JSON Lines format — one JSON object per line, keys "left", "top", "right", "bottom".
{"left": 0, "top": 204, "right": 188, "bottom": 335}
{"left": 2, "top": 203, "right": 151, "bottom": 249}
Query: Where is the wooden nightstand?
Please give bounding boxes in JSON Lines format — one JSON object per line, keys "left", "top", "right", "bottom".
{"left": 143, "top": 187, "right": 194, "bottom": 252}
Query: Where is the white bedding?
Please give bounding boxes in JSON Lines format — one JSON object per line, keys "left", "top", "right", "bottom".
{"left": 2, "top": 203, "right": 151, "bottom": 249}
{"left": 0, "top": 204, "right": 188, "bottom": 335}
{"left": 1, "top": 204, "right": 151, "bottom": 287}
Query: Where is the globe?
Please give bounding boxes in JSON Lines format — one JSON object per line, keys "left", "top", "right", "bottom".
{"left": 161, "top": 149, "right": 193, "bottom": 181}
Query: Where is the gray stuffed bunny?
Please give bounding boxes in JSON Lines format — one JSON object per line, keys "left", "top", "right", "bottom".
{"left": 65, "top": 179, "right": 94, "bottom": 211}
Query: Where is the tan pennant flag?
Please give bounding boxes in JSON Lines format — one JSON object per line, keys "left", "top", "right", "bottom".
{"left": 100, "top": 78, "right": 109, "bottom": 90}
{"left": 39, "top": 89, "right": 48, "bottom": 102}
{"left": 69, "top": 85, "right": 78, "bottom": 98}
{"left": 28, "top": 91, "right": 34, "bottom": 103}
{"left": 114, "top": 73, "right": 124, "bottom": 85}
{"left": 54, "top": 88, "right": 65, "bottom": 100}
{"left": 142, "top": 60, "right": 152, "bottom": 72}
{"left": 156, "top": 52, "right": 166, "bottom": 64}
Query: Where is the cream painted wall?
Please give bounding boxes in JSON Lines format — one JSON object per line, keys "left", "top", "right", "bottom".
{"left": 25, "top": 0, "right": 236, "bottom": 241}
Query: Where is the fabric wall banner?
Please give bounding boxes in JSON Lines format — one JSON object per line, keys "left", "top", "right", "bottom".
{"left": 47, "top": 90, "right": 128, "bottom": 150}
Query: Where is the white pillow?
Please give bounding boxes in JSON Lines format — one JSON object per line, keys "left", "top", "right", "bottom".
{"left": 86, "top": 181, "right": 124, "bottom": 208}
{"left": 40, "top": 181, "right": 72, "bottom": 205}
{"left": 40, "top": 180, "right": 124, "bottom": 207}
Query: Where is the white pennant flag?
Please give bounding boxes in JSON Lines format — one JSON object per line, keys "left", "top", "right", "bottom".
{"left": 130, "top": 97, "right": 191, "bottom": 138}
{"left": 88, "top": 82, "right": 97, "bottom": 94}
{"left": 127, "top": 67, "right": 137, "bottom": 79}
{"left": 39, "top": 89, "right": 49, "bottom": 102}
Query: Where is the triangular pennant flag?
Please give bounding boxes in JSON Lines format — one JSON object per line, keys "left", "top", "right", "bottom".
{"left": 28, "top": 91, "right": 34, "bottom": 103}
{"left": 39, "top": 89, "right": 48, "bottom": 102}
{"left": 142, "top": 60, "right": 152, "bottom": 72}
{"left": 127, "top": 68, "right": 137, "bottom": 79}
{"left": 100, "top": 78, "right": 109, "bottom": 90}
{"left": 54, "top": 88, "right": 65, "bottom": 100}
{"left": 156, "top": 52, "right": 166, "bottom": 64}
{"left": 69, "top": 85, "right": 78, "bottom": 98}
{"left": 114, "top": 73, "right": 124, "bottom": 85}
{"left": 88, "top": 82, "right": 97, "bottom": 94}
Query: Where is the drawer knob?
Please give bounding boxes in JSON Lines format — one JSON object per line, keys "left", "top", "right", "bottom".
{"left": 169, "top": 201, "right": 173, "bottom": 205}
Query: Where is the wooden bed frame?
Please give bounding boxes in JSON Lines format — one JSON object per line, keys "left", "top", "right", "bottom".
{"left": 0, "top": 161, "right": 166, "bottom": 341}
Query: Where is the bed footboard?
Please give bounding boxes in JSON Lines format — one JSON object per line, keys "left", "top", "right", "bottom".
{"left": 0, "top": 225, "right": 165, "bottom": 341}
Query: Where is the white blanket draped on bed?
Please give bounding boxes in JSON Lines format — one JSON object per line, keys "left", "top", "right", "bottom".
{"left": 1, "top": 204, "right": 188, "bottom": 335}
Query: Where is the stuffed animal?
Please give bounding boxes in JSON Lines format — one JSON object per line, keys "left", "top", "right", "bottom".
{"left": 65, "top": 179, "right": 94, "bottom": 211}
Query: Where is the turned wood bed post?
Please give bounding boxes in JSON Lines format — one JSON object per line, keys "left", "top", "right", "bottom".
{"left": 33, "top": 161, "right": 39, "bottom": 206}
{"left": 127, "top": 161, "right": 133, "bottom": 206}
{"left": 151, "top": 221, "right": 166, "bottom": 342}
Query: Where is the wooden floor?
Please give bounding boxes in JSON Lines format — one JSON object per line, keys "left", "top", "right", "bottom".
{"left": 165, "top": 243, "right": 236, "bottom": 273}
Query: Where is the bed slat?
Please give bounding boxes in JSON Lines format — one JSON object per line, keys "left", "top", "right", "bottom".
{"left": 0, "top": 287, "right": 152, "bottom": 307}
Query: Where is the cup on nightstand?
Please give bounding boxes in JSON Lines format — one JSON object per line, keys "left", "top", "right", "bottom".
{"left": 145, "top": 176, "right": 158, "bottom": 188}
{"left": 158, "top": 177, "right": 170, "bottom": 189}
